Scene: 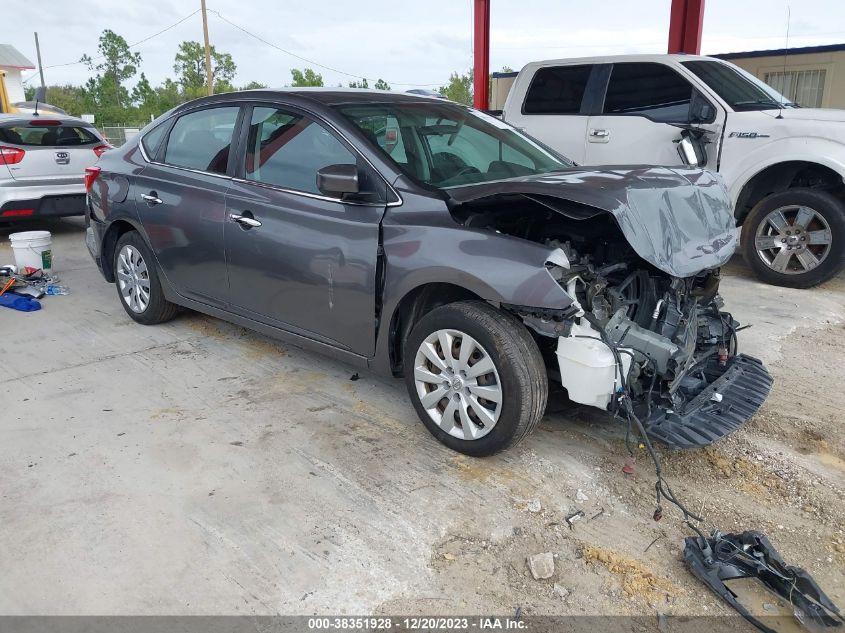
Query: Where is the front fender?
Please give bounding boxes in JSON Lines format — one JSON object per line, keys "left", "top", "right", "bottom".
{"left": 723, "top": 137, "right": 845, "bottom": 206}
{"left": 382, "top": 224, "right": 573, "bottom": 310}
{"left": 371, "top": 223, "right": 574, "bottom": 373}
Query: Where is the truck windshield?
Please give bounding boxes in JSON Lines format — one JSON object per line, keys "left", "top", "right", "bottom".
{"left": 334, "top": 102, "right": 572, "bottom": 188}
{"left": 682, "top": 60, "right": 797, "bottom": 111}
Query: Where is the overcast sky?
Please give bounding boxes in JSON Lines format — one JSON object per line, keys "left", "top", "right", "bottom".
{"left": 8, "top": 0, "right": 845, "bottom": 91}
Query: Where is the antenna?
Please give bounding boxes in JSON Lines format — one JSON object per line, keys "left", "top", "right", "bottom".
{"left": 777, "top": 5, "right": 791, "bottom": 119}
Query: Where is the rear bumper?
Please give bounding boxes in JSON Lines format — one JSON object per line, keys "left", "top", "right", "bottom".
{"left": 85, "top": 209, "right": 107, "bottom": 278}
{"left": 0, "top": 194, "right": 87, "bottom": 220}
{"left": 0, "top": 182, "right": 86, "bottom": 220}
{"left": 643, "top": 354, "right": 773, "bottom": 449}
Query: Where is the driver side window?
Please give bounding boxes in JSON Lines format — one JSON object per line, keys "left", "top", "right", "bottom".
{"left": 603, "top": 62, "right": 695, "bottom": 123}
{"left": 245, "top": 106, "right": 356, "bottom": 195}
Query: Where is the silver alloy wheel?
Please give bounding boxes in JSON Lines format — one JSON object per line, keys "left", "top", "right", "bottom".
{"left": 754, "top": 205, "right": 833, "bottom": 275}
{"left": 413, "top": 329, "right": 502, "bottom": 441}
{"left": 116, "top": 244, "right": 151, "bottom": 313}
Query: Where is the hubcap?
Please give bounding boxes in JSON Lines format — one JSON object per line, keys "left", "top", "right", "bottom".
{"left": 754, "top": 205, "right": 832, "bottom": 275}
{"left": 413, "top": 329, "right": 502, "bottom": 441}
{"left": 117, "top": 245, "right": 151, "bottom": 313}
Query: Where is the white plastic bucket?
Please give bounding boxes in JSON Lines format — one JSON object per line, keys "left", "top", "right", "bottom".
{"left": 10, "top": 230, "right": 53, "bottom": 273}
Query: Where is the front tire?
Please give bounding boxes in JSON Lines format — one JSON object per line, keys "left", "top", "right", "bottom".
{"left": 740, "top": 188, "right": 845, "bottom": 288}
{"left": 404, "top": 301, "right": 548, "bottom": 457}
{"left": 113, "top": 231, "right": 179, "bottom": 325}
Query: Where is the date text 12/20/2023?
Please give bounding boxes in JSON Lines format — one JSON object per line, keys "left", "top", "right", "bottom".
{"left": 307, "top": 617, "right": 527, "bottom": 630}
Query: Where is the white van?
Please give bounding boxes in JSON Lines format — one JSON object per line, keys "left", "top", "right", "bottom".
{"left": 502, "top": 54, "right": 845, "bottom": 288}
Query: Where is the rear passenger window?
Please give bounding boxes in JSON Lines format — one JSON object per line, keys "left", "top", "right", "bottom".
{"left": 523, "top": 65, "right": 591, "bottom": 114}
{"left": 603, "top": 63, "right": 693, "bottom": 122}
{"left": 0, "top": 124, "right": 99, "bottom": 146}
{"left": 163, "top": 106, "right": 239, "bottom": 174}
{"left": 244, "top": 106, "right": 355, "bottom": 195}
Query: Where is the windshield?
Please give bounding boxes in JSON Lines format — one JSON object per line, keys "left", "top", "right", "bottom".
{"left": 334, "top": 102, "right": 573, "bottom": 188}
{"left": 682, "top": 60, "right": 796, "bottom": 111}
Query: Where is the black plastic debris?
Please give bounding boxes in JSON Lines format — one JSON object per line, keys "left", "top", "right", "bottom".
{"left": 684, "top": 530, "right": 843, "bottom": 633}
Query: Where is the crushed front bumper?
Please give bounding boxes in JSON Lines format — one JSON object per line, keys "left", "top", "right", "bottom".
{"left": 643, "top": 354, "right": 773, "bottom": 449}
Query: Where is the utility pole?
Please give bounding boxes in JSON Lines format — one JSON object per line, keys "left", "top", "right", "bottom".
{"left": 200, "top": 0, "right": 213, "bottom": 95}
{"left": 34, "top": 32, "right": 46, "bottom": 89}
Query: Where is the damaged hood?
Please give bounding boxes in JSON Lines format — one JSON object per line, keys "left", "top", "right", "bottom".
{"left": 447, "top": 166, "right": 736, "bottom": 278}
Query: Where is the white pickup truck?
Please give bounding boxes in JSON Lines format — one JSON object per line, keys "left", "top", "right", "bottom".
{"left": 502, "top": 54, "right": 845, "bottom": 288}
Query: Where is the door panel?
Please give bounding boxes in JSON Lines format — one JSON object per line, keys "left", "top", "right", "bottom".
{"left": 224, "top": 105, "right": 385, "bottom": 356}
{"left": 134, "top": 165, "right": 230, "bottom": 307}
{"left": 132, "top": 105, "right": 241, "bottom": 307}
{"left": 225, "top": 184, "right": 383, "bottom": 354}
{"left": 584, "top": 62, "right": 725, "bottom": 169}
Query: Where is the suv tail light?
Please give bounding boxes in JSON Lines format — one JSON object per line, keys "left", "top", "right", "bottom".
{"left": 84, "top": 166, "right": 101, "bottom": 192}
{"left": 93, "top": 144, "right": 112, "bottom": 158}
{"left": 0, "top": 146, "right": 26, "bottom": 165}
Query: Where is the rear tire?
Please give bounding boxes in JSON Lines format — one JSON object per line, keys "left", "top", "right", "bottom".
{"left": 740, "top": 188, "right": 845, "bottom": 288}
{"left": 113, "top": 231, "right": 179, "bottom": 325}
{"left": 404, "top": 300, "right": 548, "bottom": 457}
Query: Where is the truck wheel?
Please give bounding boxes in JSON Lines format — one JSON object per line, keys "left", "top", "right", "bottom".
{"left": 404, "top": 300, "right": 548, "bottom": 457}
{"left": 113, "top": 231, "right": 180, "bottom": 325}
{"left": 740, "top": 188, "right": 845, "bottom": 288}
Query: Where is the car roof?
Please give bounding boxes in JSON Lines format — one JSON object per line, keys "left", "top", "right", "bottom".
{"left": 520, "top": 53, "right": 718, "bottom": 68}
{"left": 177, "top": 88, "right": 460, "bottom": 111}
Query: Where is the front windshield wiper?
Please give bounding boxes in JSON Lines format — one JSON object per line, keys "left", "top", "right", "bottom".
{"left": 733, "top": 99, "right": 783, "bottom": 109}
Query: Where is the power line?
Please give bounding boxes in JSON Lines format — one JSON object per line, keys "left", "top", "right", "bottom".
{"left": 22, "top": 9, "right": 200, "bottom": 83}
{"left": 207, "top": 8, "right": 442, "bottom": 87}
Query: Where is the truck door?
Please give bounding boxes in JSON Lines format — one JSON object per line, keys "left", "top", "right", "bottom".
{"left": 583, "top": 62, "right": 725, "bottom": 169}
{"left": 503, "top": 64, "right": 593, "bottom": 164}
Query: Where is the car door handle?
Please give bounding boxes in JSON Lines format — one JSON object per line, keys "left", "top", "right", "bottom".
{"left": 589, "top": 128, "right": 610, "bottom": 138}
{"left": 229, "top": 213, "right": 262, "bottom": 228}
{"left": 141, "top": 193, "right": 163, "bottom": 205}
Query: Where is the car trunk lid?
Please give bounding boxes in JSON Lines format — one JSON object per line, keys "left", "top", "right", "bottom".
{"left": 0, "top": 120, "right": 104, "bottom": 184}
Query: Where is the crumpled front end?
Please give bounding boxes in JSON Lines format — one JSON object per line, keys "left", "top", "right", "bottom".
{"left": 547, "top": 260, "right": 773, "bottom": 449}
{"left": 449, "top": 165, "right": 772, "bottom": 448}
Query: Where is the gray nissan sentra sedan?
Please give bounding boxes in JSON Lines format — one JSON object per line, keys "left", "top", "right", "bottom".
{"left": 85, "top": 89, "right": 772, "bottom": 456}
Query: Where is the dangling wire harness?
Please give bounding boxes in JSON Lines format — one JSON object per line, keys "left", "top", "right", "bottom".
{"left": 579, "top": 311, "right": 703, "bottom": 527}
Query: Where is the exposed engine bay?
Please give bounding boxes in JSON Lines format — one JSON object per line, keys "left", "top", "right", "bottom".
{"left": 453, "top": 193, "right": 773, "bottom": 449}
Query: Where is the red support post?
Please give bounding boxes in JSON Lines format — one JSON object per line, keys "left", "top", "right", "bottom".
{"left": 473, "top": 0, "right": 490, "bottom": 110}
{"left": 668, "top": 0, "right": 705, "bottom": 54}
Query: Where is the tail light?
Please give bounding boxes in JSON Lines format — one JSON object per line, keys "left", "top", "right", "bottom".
{"left": 1, "top": 209, "right": 34, "bottom": 217}
{"left": 84, "top": 166, "right": 101, "bottom": 192}
{"left": 93, "top": 144, "right": 112, "bottom": 158}
{"left": 0, "top": 146, "right": 26, "bottom": 165}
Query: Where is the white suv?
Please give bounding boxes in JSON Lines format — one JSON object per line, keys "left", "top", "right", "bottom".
{"left": 502, "top": 54, "right": 845, "bottom": 288}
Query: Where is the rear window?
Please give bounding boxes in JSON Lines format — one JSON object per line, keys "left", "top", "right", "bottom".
{"left": 523, "top": 65, "right": 591, "bottom": 114}
{"left": 0, "top": 124, "right": 100, "bottom": 147}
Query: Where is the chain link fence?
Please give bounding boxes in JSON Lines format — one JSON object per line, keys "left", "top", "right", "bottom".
{"left": 99, "top": 125, "right": 144, "bottom": 147}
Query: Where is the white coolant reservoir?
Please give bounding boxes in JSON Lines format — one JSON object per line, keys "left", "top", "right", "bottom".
{"left": 556, "top": 320, "right": 632, "bottom": 410}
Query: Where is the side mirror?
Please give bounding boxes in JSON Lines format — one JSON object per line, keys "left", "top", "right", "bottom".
{"left": 677, "top": 130, "right": 707, "bottom": 167}
{"left": 316, "top": 164, "right": 359, "bottom": 197}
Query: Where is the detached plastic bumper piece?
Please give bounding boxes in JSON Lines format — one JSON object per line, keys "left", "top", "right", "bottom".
{"left": 684, "top": 530, "right": 843, "bottom": 633}
{"left": 645, "top": 354, "right": 773, "bottom": 449}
